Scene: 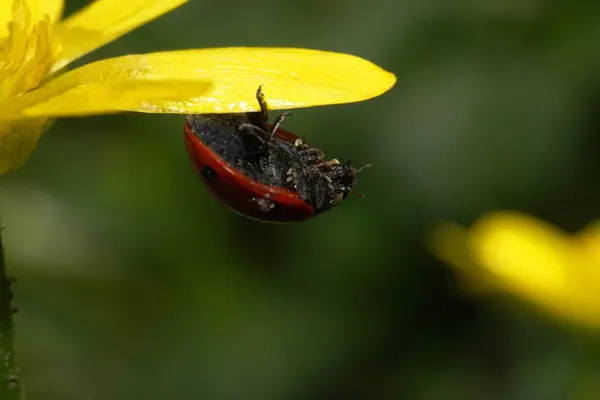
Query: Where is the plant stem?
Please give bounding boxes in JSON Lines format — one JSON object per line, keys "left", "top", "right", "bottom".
{"left": 0, "top": 226, "right": 22, "bottom": 400}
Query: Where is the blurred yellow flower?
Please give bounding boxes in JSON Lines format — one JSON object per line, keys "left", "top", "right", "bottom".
{"left": 430, "top": 211, "right": 600, "bottom": 329}
{"left": 0, "top": 0, "right": 396, "bottom": 175}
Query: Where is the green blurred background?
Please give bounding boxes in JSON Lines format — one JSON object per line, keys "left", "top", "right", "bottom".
{"left": 5, "top": 0, "right": 600, "bottom": 399}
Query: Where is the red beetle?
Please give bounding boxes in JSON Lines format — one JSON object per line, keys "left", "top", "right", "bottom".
{"left": 184, "top": 86, "right": 367, "bottom": 222}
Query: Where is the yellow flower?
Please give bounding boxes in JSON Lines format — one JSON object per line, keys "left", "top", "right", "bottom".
{"left": 0, "top": 0, "right": 396, "bottom": 175}
{"left": 430, "top": 211, "right": 600, "bottom": 329}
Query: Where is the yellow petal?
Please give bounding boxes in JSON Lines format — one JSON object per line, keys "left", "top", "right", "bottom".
{"left": 467, "top": 212, "right": 600, "bottom": 326}
{"left": 35, "top": 48, "right": 394, "bottom": 116}
{"left": 3, "top": 55, "right": 212, "bottom": 117}
{"left": 0, "top": 0, "right": 63, "bottom": 38}
{"left": 0, "top": 117, "right": 50, "bottom": 174}
{"left": 52, "top": 0, "right": 187, "bottom": 71}
{"left": 467, "top": 212, "right": 571, "bottom": 298}
{"left": 428, "top": 222, "right": 496, "bottom": 295}
{"left": 431, "top": 212, "right": 600, "bottom": 328}
{"left": 575, "top": 220, "right": 600, "bottom": 280}
{"left": 21, "top": 81, "right": 212, "bottom": 117}
{"left": 430, "top": 222, "right": 478, "bottom": 275}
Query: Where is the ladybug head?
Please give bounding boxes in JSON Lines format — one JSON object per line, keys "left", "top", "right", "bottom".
{"left": 322, "top": 160, "right": 370, "bottom": 208}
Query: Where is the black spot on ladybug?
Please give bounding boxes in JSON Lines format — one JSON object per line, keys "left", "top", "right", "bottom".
{"left": 199, "top": 165, "right": 217, "bottom": 184}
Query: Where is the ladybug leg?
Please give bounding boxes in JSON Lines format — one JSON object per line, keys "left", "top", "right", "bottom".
{"left": 323, "top": 174, "right": 336, "bottom": 192}
{"left": 237, "top": 121, "right": 269, "bottom": 138}
{"left": 285, "top": 166, "right": 299, "bottom": 187}
{"left": 269, "top": 111, "right": 293, "bottom": 139}
{"left": 256, "top": 85, "right": 269, "bottom": 122}
{"left": 236, "top": 113, "right": 272, "bottom": 143}
{"left": 246, "top": 86, "right": 294, "bottom": 142}
{"left": 251, "top": 193, "right": 276, "bottom": 212}
{"left": 292, "top": 139, "right": 323, "bottom": 160}
{"left": 298, "top": 147, "right": 325, "bottom": 164}
{"left": 247, "top": 85, "right": 270, "bottom": 127}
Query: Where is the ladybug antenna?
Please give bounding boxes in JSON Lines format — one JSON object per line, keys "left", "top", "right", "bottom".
{"left": 343, "top": 160, "right": 371, "bottom": 173}
{"left": 350, "top": 188, "right": 365, "bottom": 199}
{"left": 356, "top": 163, "right": 371, "bottom": 174}
{"left": 349, "top": 163, "right": 370, "bottom": 199}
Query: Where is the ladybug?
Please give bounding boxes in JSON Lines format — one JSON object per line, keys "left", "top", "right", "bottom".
{"left": 184, "top": 86, "right": 368, "bottom": 223}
